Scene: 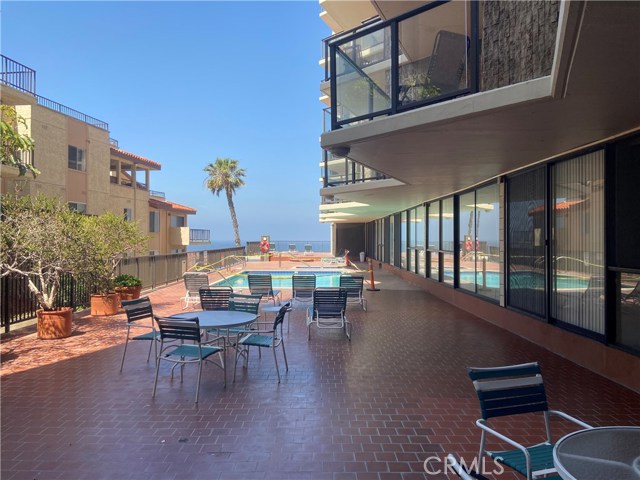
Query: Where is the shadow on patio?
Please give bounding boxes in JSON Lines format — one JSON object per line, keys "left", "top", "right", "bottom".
{"left": 2, "top": 264, "right": 639, "bottom": 479}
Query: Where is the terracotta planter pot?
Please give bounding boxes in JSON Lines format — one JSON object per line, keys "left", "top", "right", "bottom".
{"left": 37, "top": 307, "right": 73, "bottom": 339}
{"left": 115, "top": 286, "right": 142, "bottom": 302}
{"left": 90, "top": 293, "right": 120, "bottom": 316}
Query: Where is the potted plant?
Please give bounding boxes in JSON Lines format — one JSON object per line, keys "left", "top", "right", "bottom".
{"left": 79, "top": 212, "right": 147, "bottom": 316}
{"left": 0, "top": 193, "right": 85, "bottom": 339}
{"left": 114, "top": 274, "right": 143, "bottom": 302}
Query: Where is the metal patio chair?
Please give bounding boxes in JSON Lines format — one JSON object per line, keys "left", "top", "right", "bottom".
{"left": 467, "top": 362, "right": 592, "bottom": 480}
{"left": 445, "top": 454, "right": 491, "bottom": 480}
{"left": 199, "top": 286, "right": 232, "bottom": 311}
{"left": 247, "top": 273, "right": 282, "bottom": 305}
{"left": 181, "top": 272, "right": 210, "bottom": 309}
{"left": 234, "top": 302, "right": 290, "bottom": 383}
{"left": 120, "top": 296, "right": 158, "bottom": 372}
{"left": 307, "top": 288, "right": 351, "bottom": 341}
{"left": 153, "top": 316, "right": 226, "bottom": 403}
{"left": 339, "top": 274, "right": 367, "bottom": 311}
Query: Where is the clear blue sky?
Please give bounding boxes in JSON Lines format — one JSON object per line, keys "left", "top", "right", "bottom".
{"left": 1, "top": 1, "right": 331, "bottom": 244}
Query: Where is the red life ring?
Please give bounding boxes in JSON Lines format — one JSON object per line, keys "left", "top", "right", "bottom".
{"left": 260, "top": 239, "right": 270, "bottom": 253}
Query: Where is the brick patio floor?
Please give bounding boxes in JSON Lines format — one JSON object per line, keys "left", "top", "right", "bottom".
{"left": 2, "top": 262, "right": 639, "bottom": 479}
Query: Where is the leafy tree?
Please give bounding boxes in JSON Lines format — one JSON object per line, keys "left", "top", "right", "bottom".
{"left": 204, "top": 157, "right": 246, "bottom": 247}
{"left": 0, "top": 194, "right": 84, "bottom": 310}
{"left": 1, "top": 105, "right": 39, "bottom": 177}
{"left": 78, "top": 212, "right": 147, "bottom": 294}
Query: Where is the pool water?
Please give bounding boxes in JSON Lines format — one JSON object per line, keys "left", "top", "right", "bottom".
{"left": 457, "top": 271, "right": 589, "bottom": 290}
{"left": 213, "top": 270, "right": 344, "bottom": 289}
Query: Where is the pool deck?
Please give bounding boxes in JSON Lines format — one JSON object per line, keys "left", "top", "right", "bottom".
{"left": 2, "top": 260, "right": 639, "bottom": 479}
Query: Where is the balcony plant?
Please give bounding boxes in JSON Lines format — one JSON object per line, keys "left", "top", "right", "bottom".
{"left": 79, "top": 212, "right": 147, "bottom": 316}
{"left": 113, "top": 274, "right": 143, "bottom": 303}
{"left": 0, "top": 193, "right": 86, "bottom": 338}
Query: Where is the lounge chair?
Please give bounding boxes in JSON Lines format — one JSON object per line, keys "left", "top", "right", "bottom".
{"left": 467, "top": 362, "right": 591, "bottom": 480}
{"left": 321, "top": 249, "right": 350, "bottom": 267}
{"left": 247, "top": 274, "right": 282, "bottom": 305}
{"left": 304, "top": 244, "right": 313, "bottom": 255}
{"left": 307, "top": 288, "right": 351, "bottom": 341}
{"left": 339, "top": 274, "right": 367, "bottom": 311}
{"left": 288, "top": 244, "right": 297, "bottom": 254}
{"left": 181, "top": 272, "right": 210, "bottom": 309}
{"left": 292, "top": 274, "right": 316, "bottom": 307}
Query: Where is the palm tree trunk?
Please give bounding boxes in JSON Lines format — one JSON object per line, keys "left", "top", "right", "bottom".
{"left": 226, "top": 188, "right": 241, "bottom": 247}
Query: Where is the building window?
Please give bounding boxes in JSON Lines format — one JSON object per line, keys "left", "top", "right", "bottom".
{"left": 68, "top": 202, "right": 87, "bottom": 214}
{"left": 68, "top": 145, "right": 86, "bottom": 171}
{"left": 458, "top": 182, "right": 500, "bottom": 301}
{"left": 149, "top": 211, "right": 160, "bottom": 232}
{"left": 441, "top": 197, "right": 454, "bottom": 285}
{"left": 170, "top": 215, "right": 186, "bottom": 228}
{"left": 427, "top": 201, "right": 440, "bottom": 280}
{"left": 124, "top": 208, "right": 133, "bottom": 221}
{"left": 507, "top": 167, "right": 547, "bottom": 317}
{"left": 551, "top": 150, "right": 605, "bottom": 335}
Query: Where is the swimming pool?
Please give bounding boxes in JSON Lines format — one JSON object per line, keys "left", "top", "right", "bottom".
{"left": 457, "top": 271, "right": 589, "bottom": 290}
{"left": 212, "top": 270, "right": 345, "bottom": 289}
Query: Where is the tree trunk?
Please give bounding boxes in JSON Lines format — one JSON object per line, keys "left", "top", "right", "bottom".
{"left": 226, "top": 188, "right": 241, "bottom": 247}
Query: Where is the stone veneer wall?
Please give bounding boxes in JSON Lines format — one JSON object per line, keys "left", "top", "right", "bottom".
{"left": 481, "top": 0, "right": 559, "bottom": 91}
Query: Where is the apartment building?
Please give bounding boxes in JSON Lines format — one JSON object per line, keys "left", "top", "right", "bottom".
{"left": 1, "top": 55, "right": 209, "bottom": 255}
{"left": 319, "top": 1, "right": 640, "bottom": 390}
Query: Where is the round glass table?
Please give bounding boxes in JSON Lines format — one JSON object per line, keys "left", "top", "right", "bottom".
{"left": 171, "top": 310, "right": 257, "bottom": 329}
{"left": 553, "top": 426, "right": 640, "bottom": 480}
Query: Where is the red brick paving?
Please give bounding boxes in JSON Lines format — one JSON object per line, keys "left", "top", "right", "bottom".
{"left": 2, "top": 263, "right": 639, "bottom": 479}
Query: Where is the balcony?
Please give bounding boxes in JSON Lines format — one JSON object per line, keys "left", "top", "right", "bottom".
{"left": 169, "top": 227, "right": 189, "bottom": 247}
{"left": 169, "top": 227, "right": 210, "bottom": 246}
{"left": 189, "top": 228, "right": 211, "bottom": 244}
{"left": 323, "top": 1, "right": 562, "bottom": 130}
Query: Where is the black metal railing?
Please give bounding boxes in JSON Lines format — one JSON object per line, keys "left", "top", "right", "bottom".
{"left": 0, "top": 55, "right": 36, "bottom": 95}
{"left": 149, "top": 190, "right": 165, "bottom": 198}
{"left": 36, "top": 95, "right": 108, "bottom": 130}
{"left": 325, "top": 0, "right": 479, "bottom": 129}
{"left": 189, "top": 229, "right": 211, "bottom": 244}
{"left": 109, "top": 138, "right": 119, "bottom": 148}
{"left": 0, "top": 246, "right": 245, "bottom": 333}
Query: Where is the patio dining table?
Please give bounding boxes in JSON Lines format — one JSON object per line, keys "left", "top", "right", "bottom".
{"left": 170, "top": 310, "right": 257, "bottom": 330}
{"left": 553, "top": 426, "right": 640, "bottom": 479}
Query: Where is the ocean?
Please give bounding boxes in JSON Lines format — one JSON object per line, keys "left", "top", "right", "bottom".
{"left": 187, "top": 240, "right": 331, "bottom": 253}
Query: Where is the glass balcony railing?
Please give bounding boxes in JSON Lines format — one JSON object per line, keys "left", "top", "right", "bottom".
{"left": 324, "top": 1, "right": 560, "bottom": 130}
{"left": 325, "top": 1, "right": 478, "bottom": 129}
{"left": 320, "top": 147, "right": 387, "bottom": 188}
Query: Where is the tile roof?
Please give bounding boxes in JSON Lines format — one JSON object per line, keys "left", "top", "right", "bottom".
{"left": 110, "top": 147, "right": 161, "bottom": 170}
{"left": 149, "top": 197, "right": 196, "bottom": 214}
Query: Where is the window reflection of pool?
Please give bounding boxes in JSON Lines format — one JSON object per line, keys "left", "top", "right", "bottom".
{"left": 456, "top": 271, "right": 589, "bottom": 290}
{"left": 212, "top": 270, "right": 344, "bottom": 289}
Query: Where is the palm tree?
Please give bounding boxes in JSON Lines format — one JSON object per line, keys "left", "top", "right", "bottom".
{"left": 204, "top": 158, "right": 246, "bottom": 247}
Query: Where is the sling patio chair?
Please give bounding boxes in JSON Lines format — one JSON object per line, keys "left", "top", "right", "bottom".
{"left": 291, "top": 273, "right": 316, "bottom": 307}
{"left": 181, "top": 272, "right": 210, "bottom": 309}
{"left": 467, "top": 362, "right": 592, "bottom": 480}
{"left": 234, "top": 302, "right": 290, "bottom": 383}
{"left": 153, "top": 316, "right": 226, "bottom": 403}
{"left": 339, "top": 274, "right": 367, "bottom": 311}
{"left": 307, "top": 287, "right": 351, "bottom": 341}
{"left": 199, "top": 286, "right": 232, "bottom": 311}
{"left": 120, "top": 296, "right": 159, "bottom": 372}
{"left": 304, "top": 244, "right": 313, "bottom": 255}
{"left": 248, "top": 273, "right": 282, "bottom": 305}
